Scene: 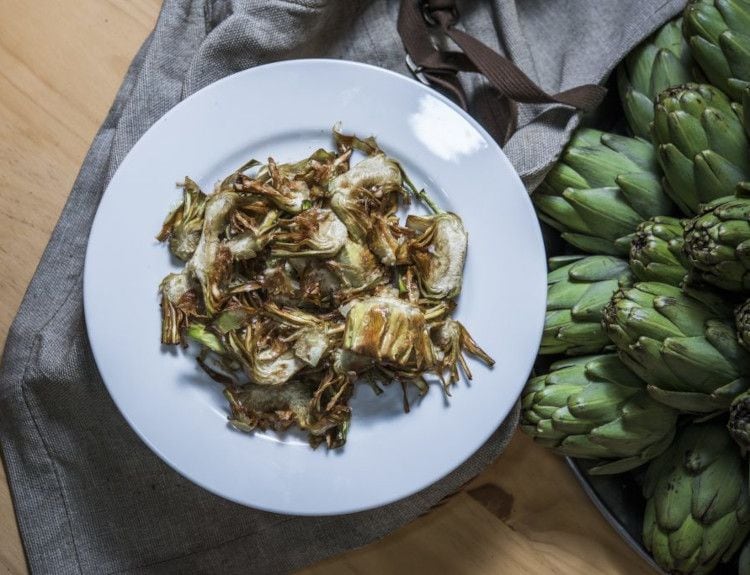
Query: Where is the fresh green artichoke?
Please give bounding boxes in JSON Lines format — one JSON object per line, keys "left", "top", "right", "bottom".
{"left": 643, "top": 421, "right": 750, "bottom": 575}
{"left": 615, "top": 216, "right": 688, "bottom": 285}
{"left": 737, "top": 297, "right": 750, "bottom": 350}
{"left": 602, "top": 282, "right": 750, "bottom": 412}
{"left": 534, "top": 129, "right": 674, "bottom": 255}
{"left": 651, "top": 83, "right": 750, "bottom": 215}
{"left": 683, "top": 0, "right": 750, "bottom": 101}
{"left": 741, "top": 537, "right": 750, "bottom": 575}
{"left": 617, "top": 18, "right": 696, "bottom": 140}
{"left": 541, "top": 255, "right": 633, "bottom": 355}
{"left": 520, "top": 354, "right": 677, "bottom": 474}
{"left": 729, "top": 390, "right": 750, "bottom": 450}
{"left": 684, "top": 194, "right": 750, "bottom": 291}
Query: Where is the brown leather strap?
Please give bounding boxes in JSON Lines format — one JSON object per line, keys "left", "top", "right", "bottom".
{"left": 398, "top": 0, "right": 606, "bottom": 144}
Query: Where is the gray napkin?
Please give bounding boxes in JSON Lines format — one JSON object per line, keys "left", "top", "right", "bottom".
{"left": 0, "top": 1, "right": 684, "bottom": 573}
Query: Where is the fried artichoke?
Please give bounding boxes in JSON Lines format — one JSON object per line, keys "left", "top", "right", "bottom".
{"left": 156, "top": 130, "right": 491, "bottom": 448}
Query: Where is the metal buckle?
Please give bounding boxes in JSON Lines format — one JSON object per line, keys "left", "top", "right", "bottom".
{"left": 405, "top": 54, "right": 430, "bottom": 86}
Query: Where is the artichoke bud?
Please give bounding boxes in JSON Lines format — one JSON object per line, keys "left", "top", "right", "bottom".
{"left": 737, "top": 298, "right": 750, "bottom": 351}
{"left": 332, "top": 348, "right": 374, "bottom": 377}
{"left": 184, "top": 190, "right": 242, "bottom": 313}
{"left": 298, "top": 261, "right": 341, "bottom": 308}
{"left": 429, "top": 318, "right": 494, "bottom": 390}
{"left": 367, "top": 213, "right": 410, "bottom": 266}
{"left": 521, "top": 354, "right": 677, "bottom": 474}
{"left": 225, "top": 379, "right": 351, "bottom": 448}
{"left": 617, "top": 18, "right": 696, "bottom": 140}
{"left": 260, "top": 262, "right": 302, "bottom": 307}
{"left": 534, "top": 129, "right": 673, "bottom": 254}
{"left": 643, "top": 421, "right": 750, "bottom": 575}
{"left": 729, "top": 390, "right": 750, "bottom": 451}
{"left": 271, "top": 148, "right": 338, "bottom": 183}
{"left": 684, "top": 195, "right": 750, "bottom": 291}
{"left": 617, "top": 216, "right": 688, "bottom": 285}
{"left": 292, "top": 327, "right": 331, "bottom": 367}
{"left": 235, "top": 164, "right": 311, "bottom": 214}
{"left": 652, "top": 83, "right": 750, "bottom": 214}
{"left": 225, "top": 210, "right": 279, "bottom": 261}
{"left": 602, "top": 281, "right": 750, "bottom": 412}
{"left": 261, "top": 304, "right": 338, "bottom": 368}
{"left": 684, "top": 0, "right": 750, "bottom": 101}
{"left": 542, "top": 255, "right": 633, "bottom": 356}
{"left": 226, "top": 320, "right": 305, "bottom": 387}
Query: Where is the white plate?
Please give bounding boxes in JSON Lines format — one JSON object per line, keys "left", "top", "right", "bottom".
{"left": 84, "top": 59, "right": 546, "bottom": 515}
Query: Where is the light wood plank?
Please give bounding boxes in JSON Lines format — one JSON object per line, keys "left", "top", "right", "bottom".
{"left": 0, "top": 1, "right": 653, "bottom": 574}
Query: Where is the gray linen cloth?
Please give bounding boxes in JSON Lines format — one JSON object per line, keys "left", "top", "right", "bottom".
{"left": 0, "top": 1, "right": 684, "bottom": 573}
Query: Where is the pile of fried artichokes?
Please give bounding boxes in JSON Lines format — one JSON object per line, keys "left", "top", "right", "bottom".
{"left": 523, "top": 2, "right": 750, "bottom": 573}
{"left": 157, "top": 130, "right": 492, "bottom": 450}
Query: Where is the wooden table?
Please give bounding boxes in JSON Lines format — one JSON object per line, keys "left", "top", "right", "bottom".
{"left": 0, "top": 1, "right": 654, "bottom": 573}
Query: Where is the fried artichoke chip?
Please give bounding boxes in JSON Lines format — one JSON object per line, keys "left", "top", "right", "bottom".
{"left": 256, "top": 148, "right": 339, "bottom": 184}
{"left": 367, "top": 213, "right": 411, "bottom": 266}
{"left": 333, "top": 126, "right": 381, "bottom": 156}
{"left": 271, "top": 208, "right": 347, "bottom": 258}
{"left": 260, "top": 261, "right": 302, "bottom": 307}
{"left": 235, "top": 172, "right": 311, "bottom": 214}
{"left": 329, "top": 239, "right": 386, "bottom": 292}
{"left": 430, "top": 319, "right": 495, "bottom": 390}
{"left": 186, "top": 190, "right": 243, "bottom": 313}
{"left": 156, "top": 177, "right": 208, "bottom": 261}
{"left": 343, "top": 295, "right": 434, "bottom": 372}
{"left": 225, "top": 380, "right": 351, "bottom": 448}
{"left": 262, "top": 304, "right": 343, "bottom": 367}
{"left": 225, "top": 320, "right": 306, "bottom": 386}
{"left": 225, "top": 210, "right": 278, "bottom": 260}
{"left": 328, "top": 154, "right": 402, "bottom": 241}
{"left": 407, "top": 212, "right": 468, "bottom": 299}
{"left": 298, "top": 262, "right": 341, "bottom": 308}
{"left": 159, "top": 272, "right": 198, "bottom": 345}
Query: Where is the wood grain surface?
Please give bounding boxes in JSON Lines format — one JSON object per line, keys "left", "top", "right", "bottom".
{"left": 0, "top": 1, "right": 654, "bottom": 573}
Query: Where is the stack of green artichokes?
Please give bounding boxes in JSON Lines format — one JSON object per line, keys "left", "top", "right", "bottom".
{"left": 523, "top": 5, "right": 750, "bottom": 573}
